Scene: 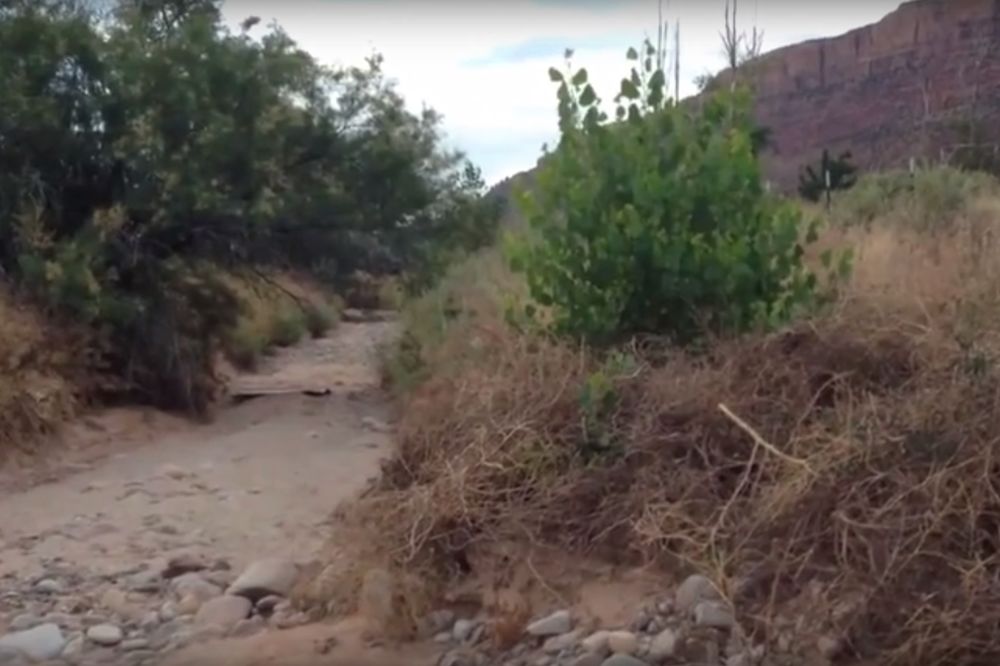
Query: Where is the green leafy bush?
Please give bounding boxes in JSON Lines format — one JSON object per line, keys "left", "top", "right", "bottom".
{"left": 269, "top": 308, "right": 307, "bottom": 347}
{"left": 508, "top": 43, "right": 825, "bottom": 344}
{"left": 304, "top": 301, "right": 339, "bottom": 338}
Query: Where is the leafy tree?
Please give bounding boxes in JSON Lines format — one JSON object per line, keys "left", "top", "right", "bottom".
{"left": 508, "top": 41, "right": 835, "bottom": 345}
{"left": 0, "top": 0, "right": 498, "bottom": 411}
{"left": 798, "top": 149, "right": 859, "bottom": 203}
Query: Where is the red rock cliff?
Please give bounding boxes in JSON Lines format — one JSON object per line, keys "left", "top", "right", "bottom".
{"left": 744, "top": 0, "right": 1000, "bottom": 190}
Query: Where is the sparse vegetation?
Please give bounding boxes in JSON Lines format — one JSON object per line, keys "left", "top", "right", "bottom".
{"left": 830, "top": 164, "right": 999, "bottom": 229}
{"left": 333, "top": 25, "right": 1000, "bottom": 666}
{"left": 220, "top": 273, "right": 341, "bottom": 370}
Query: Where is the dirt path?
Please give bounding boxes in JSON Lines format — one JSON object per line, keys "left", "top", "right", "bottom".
{"left": 0, "top": 320, "right": 437, "bottom": 665}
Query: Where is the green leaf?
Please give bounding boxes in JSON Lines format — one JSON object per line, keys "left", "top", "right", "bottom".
{"left": 579, "top": 84, "right": 597, "bottom": 106}
{"left": 548, "top": 67, "right": 564, "bottom": 82}
{"left": 571, "top": 68, "right": 588, "bottom": 86}
{"left": 619, "top": 79, "right": 639, "bottom": 100}
{"left": 626, "top": 46, "right": 639, "bottom": 60}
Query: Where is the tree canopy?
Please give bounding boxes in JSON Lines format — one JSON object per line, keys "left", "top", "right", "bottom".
{"left": 0, "top": 0, "right": 498, "bottom": 410}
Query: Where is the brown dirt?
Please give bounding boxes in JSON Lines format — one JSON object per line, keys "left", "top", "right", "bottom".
{"left": 0, "top": 320, "right": 443, "bottom": 665}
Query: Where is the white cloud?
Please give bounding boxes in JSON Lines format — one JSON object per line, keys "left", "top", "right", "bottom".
{"left": 221, "top": 0, "right": 902, "bottom": 185}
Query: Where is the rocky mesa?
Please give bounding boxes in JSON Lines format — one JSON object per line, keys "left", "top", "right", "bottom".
{"left": 729, "top": 0, "right": 1000, "bottom": 189}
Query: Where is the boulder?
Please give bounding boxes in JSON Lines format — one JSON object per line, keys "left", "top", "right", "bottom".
{"left": 86, "top": 623, "right": 123, "bottom": 646}
{"left": 194, "top": 596, "right": 252, "bottom": 631}
{"left": 227, "top": 559, "right": 298, "bottom": 602}
{"left": 0, "top": 624, "right": 66, "bottom": 661}
{"left": 525, "top": 610, "right": 572, "bottom": 637}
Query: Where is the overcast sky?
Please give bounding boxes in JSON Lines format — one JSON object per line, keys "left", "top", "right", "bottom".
{"left": 220, "top": 0, "right": 902, "bottom": 186}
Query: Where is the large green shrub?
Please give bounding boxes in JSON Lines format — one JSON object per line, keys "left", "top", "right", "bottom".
{"left": 508, "top": 43, "right": 826, "bottom": 344}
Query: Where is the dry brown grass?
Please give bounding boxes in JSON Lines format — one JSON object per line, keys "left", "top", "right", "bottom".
{"left": 0, "top": 288, "right": 92, "bottom": 460}
{"left": 220, "top": 271, "right": 343, "bottom": 370}
{"left": 326, "top": 190, "right": 1000, "bottom": 664}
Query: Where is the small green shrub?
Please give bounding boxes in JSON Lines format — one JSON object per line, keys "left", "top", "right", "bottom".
{"left": 798, "top": 149, "right": 858, "bottom": 202}
{"left": 227, "top": 321, "right": 267, "bottom": 370}
{"left": 508, "top": 43, "right": 829, "bottom": 345}
{"left": 304, "top": 302, "right": 339, "bottom": 338}
{"left": 269, "top": 309, "right": 307, "bottom": 347}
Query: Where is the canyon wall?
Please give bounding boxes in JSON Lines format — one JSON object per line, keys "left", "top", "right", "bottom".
{"left": 745, "top": 0, "right": 1000, "bottom": 189}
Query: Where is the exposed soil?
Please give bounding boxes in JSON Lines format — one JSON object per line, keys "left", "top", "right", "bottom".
{"left": 0, "top": 320, "right": 444, "bottom": 665}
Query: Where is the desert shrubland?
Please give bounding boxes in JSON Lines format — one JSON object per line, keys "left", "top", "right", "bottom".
{"left": 342, "top": 62, "right": 1000, "bottom": 663}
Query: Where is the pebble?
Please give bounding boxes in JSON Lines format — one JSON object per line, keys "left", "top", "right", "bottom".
{"left": 60, "top": 633, "right": 85, "bottom": 659}
{"left": 543, "top": 628, "right": 585, "bottom": 654}
{"left": 230, "top": 616, "right": 265, "bottom": 638}
{"left": 601, "top": 656, "right": 649, "bottom": 666}
{"left": 648, "top": 628, "right": 678, "bottom": 661}
{"left": 675, "top": 575, "right": 721, "bottom": 614}
{"left": 693, "top": 601, "right": 735, "bottom": 630}
{"left": 360, "top": 416, "right": 393, "bottom": 433}
{"left": 86, "top": 623, "right": 123, "bottom": 646}
{"left": 526, "top": 610, "right": 572, "bottom": 637}
{"left": 581, "top": 630, "right": 611, "bottom": 655}
{"left": 140, "top": 611, "right": 160, "bottom": 631}
{"left": 163, "top": 554, "right": 207, "bottom": 579}
{"left": 177, "top": 593, "right": 204, "bottom": 616}
{"left": 159, "top": 601, "right": 179, "bottom": 622}
{"left": 227, "top": 559, "right": 298, "bottom": 602}
{"left": 194, "top": 596, "right": 252, "bottom": 630}
{"left": 122, "top": 638, "right": 150, "bottom": 651}
{"left": 34, "top": 579, "right": 63, "bottom": 595}
{"left": 572, "top": 656, "right": 603, "bottom": 666}
{"left": 124, "top": 649, "right": 156, "bottom": 665}
{"left": 7, "top": 615, "right": 40, "bottom": 632}
{"left": 438, "top": 649, "right": 480, "bottom": 666}
{"left": 629, "top": 611, "right": 651, "bottom": 632}
{"left": 80, "top": 613, "right": 110, "bottom": 627}
{"left": 202, "top": 569, "right": 236, "bottom": 589}
{"left": 273, "top": 609, "right": 309, "bottom": 630}
{"left": 158, "top": 464, "right": 188, "bottom": 480}
{"left": 254, "top": 595, "right": 284, "bottom": 615}
{"left": 453, "top": 619, "right": 478, "bottom": 643}
{"left": 99, "top": 588, "right": 144, "bottom": 622}
{"left": 127, "top": 570, "right": 163, "bottom": 593}
{"left": 0, "top": 623, "right": 66, "bottom": 661}
{"left": 607, "top": 631, "right": 638, "bottom": 655}
{"left": 43, "top": 613, "right": 79, "bottom": 630}
{"left": 171, "top": 573, "right": 222, "bottom": 602}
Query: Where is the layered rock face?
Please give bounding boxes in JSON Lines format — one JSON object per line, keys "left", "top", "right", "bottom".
{"left": 747, "top": 0, "right": 1000, "bottom": 189}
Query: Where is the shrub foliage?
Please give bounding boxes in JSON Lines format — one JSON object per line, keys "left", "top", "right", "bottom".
{"left": 508, "top": 42, "right": 825, "bottom": 345}
{"left": 0, "top": 0, "right": 497, "bottom": 410}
